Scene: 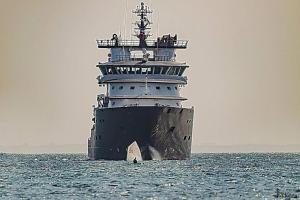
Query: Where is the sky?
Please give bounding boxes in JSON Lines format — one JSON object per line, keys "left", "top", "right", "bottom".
{"left": 0, "top": 0, "right": 299, "bottom": 152}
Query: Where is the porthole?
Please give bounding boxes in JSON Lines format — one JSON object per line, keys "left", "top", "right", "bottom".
{"left": 95, "top": 135, "right": 101, "bottom": 140}
{"left": 119, "top": 86, "right": 123, "bottom": 90}
{"left": 184, "top": 136, "right": 187, "bottom": 140}
{"left": 188, "top": 136, "right": 191, "bottom": 140}
{"left": 175, "top": 86, "right": 178, "bottom": 90}
{"left": 130, "top": 86, "right": 135, "bottom": 90}
{"left": 156, "top": 86, "right": 160, "bottom": 90}
{"left": 112, "top": 86, "right": 115, "bottom": 90}
{"left": 112, "top": 102, "right": 115, "bottom": 105}
{"left": 167, "top": 86, "right": 171, "bottom": 90}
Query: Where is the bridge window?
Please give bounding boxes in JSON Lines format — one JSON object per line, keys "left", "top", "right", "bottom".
{"left": 154, "top": 67, "right": 161, "bottom": 74}
{"left": 174, "top": 67, "right": 180, "bottom": 75}
{"left": 136, "top": 67, "right": 142, "bottom": 74}
{"left": 178, "top": 67, "right": 186, "bottom": 76}
{"left": 100, "top": 67, "right": 107, "bottom": 75}
{"left": 111, "top": 67, "right": 117, "bottom": 74}
{"left": 142, "top": 68, "right": 147, "bottom": 74}
{"left": 161, "top": 67, "right": 168, "bottom": 74}
{"left": 107, "top": 67, "right": 112, "bottom": 74}
{"left": 168, "top": 67, "right": 176, "bottom": 75}
{"left": 122, "top": 67, "right": 130, "bottom": 74}
{"left": 116, "top": 67, "right": 121, "bottom": 74}
{"left": 128, "top": 67, "right": 135, "bottom": 74}
{"left": 141, "top": 67, "right": 152, "bottom": 74}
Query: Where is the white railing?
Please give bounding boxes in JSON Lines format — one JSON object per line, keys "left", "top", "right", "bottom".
{"left": 113, "top": 55, "right": 173, "bottom": 62}
{"left": 97, "top": 39, "right": 188, "bottom": 48}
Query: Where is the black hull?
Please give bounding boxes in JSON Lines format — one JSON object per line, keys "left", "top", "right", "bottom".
{"left": 88, "top": 106, "right": 194, "bottom": 160}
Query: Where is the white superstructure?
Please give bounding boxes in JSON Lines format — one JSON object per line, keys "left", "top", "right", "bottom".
{"left": 96, "top": 2, "right": 189, "bottom": 109}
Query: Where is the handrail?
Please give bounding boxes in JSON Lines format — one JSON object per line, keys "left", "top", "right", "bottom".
{"left": 113, "top": 55, "right": 173, "bottom": 62}
{"left": 96, "top": 39, "right": 188, "bottom": 48}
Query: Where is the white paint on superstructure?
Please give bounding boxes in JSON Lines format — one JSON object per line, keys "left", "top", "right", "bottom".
{"left": 107, "top": 82, "right": 183, "bottom": 108}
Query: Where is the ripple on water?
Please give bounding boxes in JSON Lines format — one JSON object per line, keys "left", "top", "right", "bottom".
{"left": 0, "top": 153, "right": 299, "bottom": 199}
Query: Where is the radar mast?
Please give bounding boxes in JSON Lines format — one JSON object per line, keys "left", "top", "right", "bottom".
{"left": 133, "top": 2, "right": 153, "bottom": 47}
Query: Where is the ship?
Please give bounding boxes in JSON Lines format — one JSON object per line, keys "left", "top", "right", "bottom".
{"left": 88, "top": 2, "right": 194, "bottom": 160}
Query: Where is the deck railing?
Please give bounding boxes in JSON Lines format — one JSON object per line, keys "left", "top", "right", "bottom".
{"left": 97, "top": 39, "right": 188, "bottom": 49}
{"left": 113, "top": 55, "right": 173, "bottom": 62}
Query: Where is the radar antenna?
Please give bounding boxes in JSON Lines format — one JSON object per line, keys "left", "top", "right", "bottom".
{"left": 133, "top": 2, "right": 153, "bottom": 47}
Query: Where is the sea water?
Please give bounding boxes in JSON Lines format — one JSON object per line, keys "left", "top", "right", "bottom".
{"left": 0, "top": 153, "right": 299, "bottom": 199}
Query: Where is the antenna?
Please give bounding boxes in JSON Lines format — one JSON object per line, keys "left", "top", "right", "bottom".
{"left": 132, "top": 2, "right": 153, "bottom": 47}
{"left": 124, "top": 0, "right": 128, "bottom": 40}
{"left": 156, "top": 10, "right": 159, "bottom": 50}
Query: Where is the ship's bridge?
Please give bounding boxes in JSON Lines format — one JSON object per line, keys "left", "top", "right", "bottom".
{"left": 95, "top": 39, "right": 189, "bottom": 108}
{"left": 94, "top": 2, "right": 190, "bottom": 108}
{"left": 96, "top": 59, "right": 189, "bottom": 108}
{"left": 97, "top": 61, "right": 188, "bottom": 81}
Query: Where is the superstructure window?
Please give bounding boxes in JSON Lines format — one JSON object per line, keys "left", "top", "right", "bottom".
{"left": 136, "top": 67, "right": 142, "bottom": 74}
{"left": 154, "top": 67, "right": 161, "bottom": 74}
{"left": 161, "top": 67, "right": 168, "bottom": 74}
{"left": 111, "top": 67, "right": 117, "bottom": 74}
{"left": 122, "top": 67, "right": 129, "bottom": 74}
{"left": 116, "top": 67, "right": 122, "bottom": 74}
{"left": 107, "top": 67, "right": 112, "bottom": 74}
{"left": 128, "top": 67, "right": 134, "bottom": 74}
{"left": 174, "top": 67, "right": 180, "bottom": 75}
{"left": 178, "top": 67, "right": 186, "bottom": 76}
{"left": 142, "top": 68, "right": 149, "bottom": 74}
{"left": 168, "top": 67, "right": 176, "bottom": 75}
{"left": 100, "top": 68, "right": 107, "bottom": 75}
